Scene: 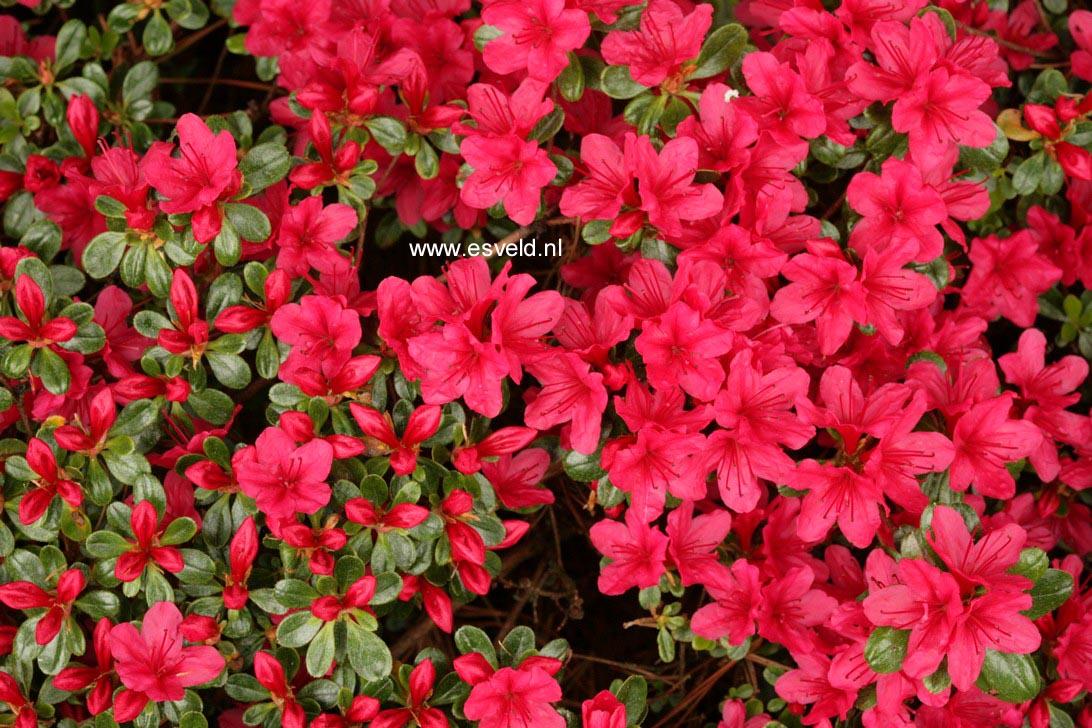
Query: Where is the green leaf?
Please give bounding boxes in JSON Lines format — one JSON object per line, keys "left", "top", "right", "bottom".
{"left": 160, "top": 517, "right": 196, "bottom": 546}
{"left": 143, "top": 250, "right": 172, "bottom": 297}
{"left": 239, "top": 143, "right": 291, "bottom": 194}
{"left": 213, "top": 220, "right": 241, "bottom": 267}
{"left": 54, "top": 20, "right": 87, "bottom": 72}
{"left": 306, "top": 622, "right": 337, "bottom": 677}
{"left": 0, "top": 345, "right": 32, "bottom": 379}
{"left": 1012, "top": 153, "right": 1046, "bottom": 196}
{"left": 34, "top": 347, "right": 70, "bottom": 395}
{"left": 346, "top": 622, "right": 392, "bottom": 681}
{"left": 16, "top": 257, "right": 54, "bottom": 303}
{"left": 614, "top": 675, "right": 647, "bottom": 727}
{"left": 558, "top": 53, "right": 585, "bottom": 102}
{"left": 85, "top": 530, "right": 131, "bottom": 559}
{"left": 20, "top": 219, "right": 62, "bottom": 261}
{"left": 959, "top": 125, "right": 1008, "bottom": 173}
{"left": 414, "top": 140, "right": 439, "bottom": 180}
{"left": 1009, "top": 548, "right": 1049, "bottom": 582}
{"left": 256, "top": 329, "right": 281, "bottom": 380}
{"left": 82, "top": 232, "right": 127, "bottom": 281}
{"left": 978, "top": 649, "right": 1041, "bottom": 704}
{"left": 864, "top": 627, "right": 909, "bottom": 674}
{"left": 690, "top": 23, "right": 747, "bottom": 80}
{"left": 1024, "top": 569, "right": 1074, "bottom": 619}
{"left": 74, "top": 591, "right": 120, "bottom": 619}
{"left": 224, "top": 204, "right": 271, "bottom": 243}
{"left": 454, "top": 626, "right": 498, "bottom": 666}
{"left": 225, "top": 673, "right": 270, "bottom": 702}
{"left": 365, "top": 117, "right": 407, "bottom": 154}
{"left": 206, "top": 351, "right": 252, "bottom": 389}
{"left": 113, "top": 399, "right": 159, "bottom": 437}
{"left": 275, "top": 579, "right": 319, "bottom": 609}
{"left": 600, "top": 66, "right": 647, "bottom": 99}
{"left": 187, "top": 388, "right": 234, "bottom": 425}
{"left": 276, "top": 611, "right": 323, "bottom": 648}
{"left": 123, "top": 61, "right": 159, "bottom": 103}
{"left": 142, "top": 11, "right": 174, "bottom": 56}
{"left": 562, "top": 449, "right": 606, "bottom": 482}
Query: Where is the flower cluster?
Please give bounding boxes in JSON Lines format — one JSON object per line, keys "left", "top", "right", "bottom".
{"left": 0, "top": 0, "right": 1090, "bottom": 726}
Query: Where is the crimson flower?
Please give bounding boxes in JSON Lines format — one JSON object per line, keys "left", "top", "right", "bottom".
{"left": 398, "top": 575, "right": 454, "bottom": 634}
{"left": 0, "top": 275, "right": 76, "bottom": 347}
{"left": 52, "top": 618, "right": 116, "bottom": 715}
{"left": 115, "top": 500, "right": 185, "bottom": 582}
{"left": 0, "top": 672, "right": 34, "bottom": 728}
{"left": 215, "top": 268, "right": 292, "bottom": 334}
{"left": 346, "top": 498, "right": 430, "bottom": 532}
{"left": 0, "top": 567, "right": 84, "bottom": 645}
{"left": 157, "top": 269, "right": 209, "bottom": 364}
{"left": 19, "top": 438, "right": 83, "bottom": 525}
{"left": 440, "top": 490, "right": 491, "bottom": 595}
{"left": 53, "top": 388, "right": 115, "bottom": 457}
{"left": 290, "top": 112, "right": 362, "bottom": 190}
{"left": 350, "top": 403, "right": 441, "bottom": 476}
{"left": 223, "top": 516, "right": 258, "bottom": 610}
{"left": 371, "top": 658, "right": 447, "bottom": 728}
{"left": 310, "top": 574, "right": 376, "bottom": 622}
{"left": 254, "top": 652, "right": 306, "bottom": 728}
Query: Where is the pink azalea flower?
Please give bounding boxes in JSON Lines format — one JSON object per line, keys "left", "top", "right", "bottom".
{"left": 847, "top": 158, "right": 947, "bottom": 263}
{"left": 233, "top": 427, "right": 334, "bottom": 518}
{"left": 460, "top": 133, "right": 556, "bottom": 226}
{"left": 634, "top": 301, "right": 734, "bottom": 402}
{"left": 275, "top": 197, "right": 356, "bottom": 277}
{"left": 581, "top": 690, "right": 626, "bottom": 728}
{"left": 894, "top": 67, "right": 996, "bottom": 157}
{"left": 525, "top": 352, "right": 608, "bottom": 455}
{"left": 589, "top": 509, "right": 669, "bottom": 595}
{"left": 950, "top": 394, "right": 1043, "bottom": 499}
{"left": 737, "top": 53, "right": 826, "bottom": 142}
{"left": 480, "top": 448, "right": 555, "bottom": 509}
{"left": 689, "top": 559, "right": 762, "bottom": 644}
{"left": 270, "top": 294, "right": 362, "bottom": 361}
{"left": 769, "top": 240, "right": 867, "bottom": 356}
{"left": 110, "top": 601, "right": 225, "bottom": 711}
{"left": 631, "top": 134, "right": 723, "bottom": 238}
{"left": 962, "top": 230, "right": 1062, "bottom": 327}
{"left": 600, "top": 0, "right": 712, "bottom": 87}
{"left": 481, "top": 0, "right": 590, "bottom": 82}
{"left": 462, "top": 665, "right": 564, "bottom": 728}
{"left": 143, "top": 114, "right": 241, "bottom": 243}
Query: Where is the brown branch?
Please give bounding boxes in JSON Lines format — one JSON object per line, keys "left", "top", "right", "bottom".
{"left": 160, "top": 77, "right": 274, "bottom": 93}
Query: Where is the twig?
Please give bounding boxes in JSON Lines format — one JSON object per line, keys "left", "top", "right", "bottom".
{"left": 159, "top": 18, "right": 229, "bottom": 62}
{"left": 569, "top": 653, "right": 672, "bottom": 682}
{"left": 160, "top": 77, "right": 275, "bottom": 93}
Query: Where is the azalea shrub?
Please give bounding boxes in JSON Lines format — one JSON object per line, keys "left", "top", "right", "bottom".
{"left": 0, "top": 0, "right": 1091, "bottom": 726}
